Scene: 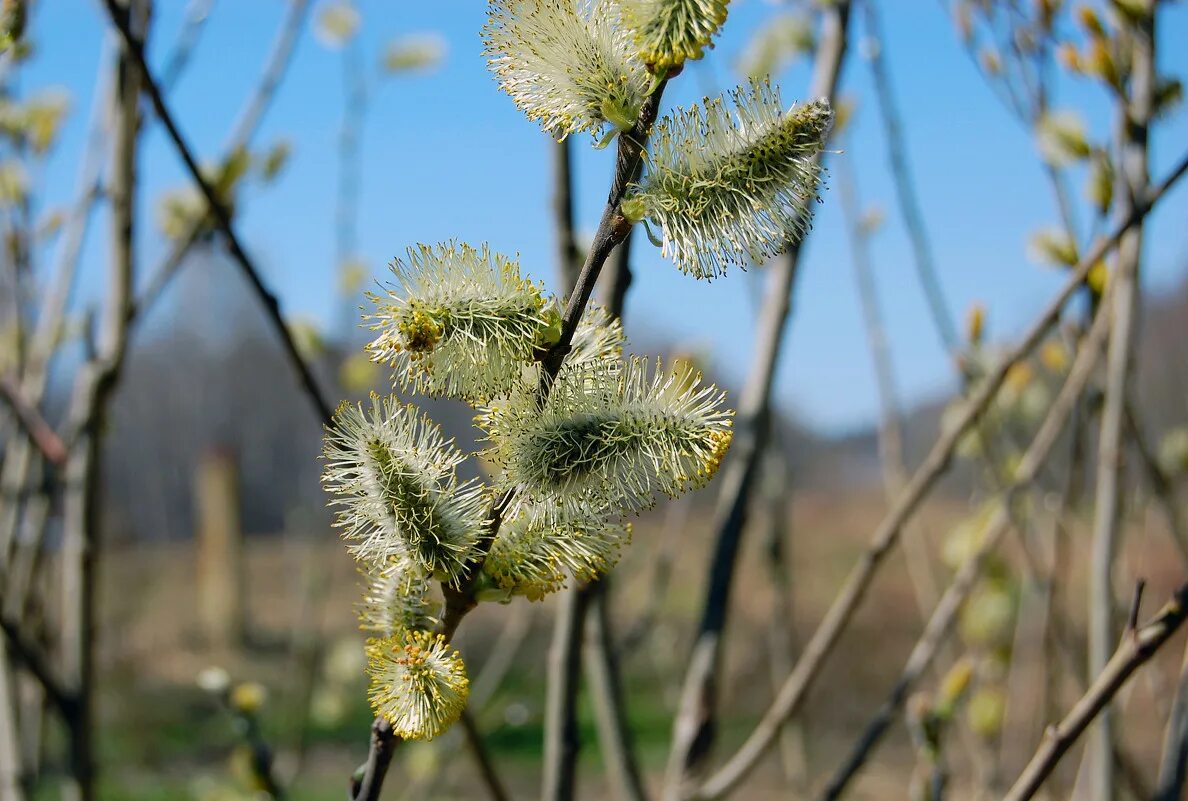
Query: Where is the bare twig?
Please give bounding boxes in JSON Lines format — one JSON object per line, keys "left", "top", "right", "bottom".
{"left": 837, "top": 144, "right": 938, "bottom": 617}
{"left": 129, "top": 0, "right": 311, "bottom": 324}
{"left": 819, "top": 274, "right": 1113, "bottom": 801}
{"left": 862, "top": 0, "right": 957, "bottom": 354}
{"left": 58, "top": 7, "right": 147, "bottom": 796}
{"left": 664, "top": 7, "right": 853, "bottom": 796}
{"left": 460, "top": 710, "right": 513, "bottom": 801}
{"left": 1156, "top": 635, "right": 1188, "bottom": 800}
{"left": 553, "top": 138, "right": 581, "bottom": 292}
{"left": 100, "top": 0, "right": 334, "bottom": 425}
{"left": 0, "top": 613, "right": 75, "bottom": 721}
{"left": 159, "top": 0, "right": 217, "bottom": 90}
{"left": 0, "top": 375, "right": 66, "bottom": 467}
{"left": 584, "top": 579, "right": 648, "bottom": 801}
{"left": 543, "top": 584, "right": 593, "bottom": 801}
{"left": 685, "top": 149, "right": 1188, "bottom": 801}
{"left": 348, "top": 78, "right": 672, "bottom": 801}
{"left": 1086, "top": 7, "right": 1155, "bottom": 798}
{"left": 542, "top": 124, "right": 593, "bottom": 801}
{"left": 1002, "top": 583, "right": 1188, "bottom": 801}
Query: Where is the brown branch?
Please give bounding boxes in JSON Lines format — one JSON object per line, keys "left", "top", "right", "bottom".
{"left": 863, "top": 0, "right": 958, "bottom": 354}
{"left": 1003, "top": 583, "right": 1188, "bottom": 801}
{"left": 460, "top": 709, "right": 512, "bottom": 801}
{"left": 584, "top": 578, "right": 648, "bottom": 801}
{"left": 347, "top": 78, "right": 672, "bottom": 801}
{"left": 1086, "top": 7, "right": 1155, "bottom": 797}
{"left": 663, "top": 6, "right": 853, "bottom": 796}
{"left": 128, "top": 0, "right": 311, "bottom": 325}
{"left": 0, "top": 375, "right": 66, "bottom": 467}
{"left": 100, "top": 0, "right": 334, "bottom": 425}
{"left": 0, "top": 613, "right": 76, "bottom": 720}
{"left": 686, "top": 147, "right": 1188, "bottom": 801}
{"left": 819, "top": 284, "right": 1113, "bottom": 800}
{"left": 553, "top": 138, "right": 581, "bottom": 292}
{"left": 543, "top": 584, "right": 593, "bottom": 801}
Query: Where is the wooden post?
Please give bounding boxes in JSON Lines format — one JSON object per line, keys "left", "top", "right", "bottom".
{"left": 194, "top": 448, "right": 245, "bottom": 648}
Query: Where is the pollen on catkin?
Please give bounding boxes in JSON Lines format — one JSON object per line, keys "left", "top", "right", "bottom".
{"left": 623, "top": 80, "right": 832, "bottom": 279}
{"left": 322, "top": 395, "right": 487, "bottom": 584}
{"left": 482, "top": 507, "right": 631, "bottom": 600}
{"left": 365, "top": 630, "right": 469, "bottom": 740}
{"left": 619, "top": 0, "right": 729, "bottom": 70}
{"left": 482, "top": 356, "right": 733, "bottom": 517}
{"left": 367, "top": 242, "right": 550, "bottom": 403}
{"left": 482, "top": 0, "right": 652, "bottom": 141}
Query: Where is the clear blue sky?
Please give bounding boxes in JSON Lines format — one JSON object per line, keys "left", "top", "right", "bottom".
{"left": 23, "top": 1, "right": 1188, "bottom": 435}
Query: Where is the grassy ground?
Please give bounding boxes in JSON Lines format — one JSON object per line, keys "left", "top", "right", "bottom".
{"left": 28, "top": 487, "right": 1186, "bottom": 799}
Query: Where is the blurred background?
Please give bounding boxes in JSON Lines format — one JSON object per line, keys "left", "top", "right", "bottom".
{"left": 3, "top": 1, "right": 1188, "bottom": 799}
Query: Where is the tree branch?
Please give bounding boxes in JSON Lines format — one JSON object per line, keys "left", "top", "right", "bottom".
{"left": 863, "top": 0, "right": 958, "bottom": 354}
{"left": 1003, "top": 583, "right": 1188, "bottom": 801}
{"left": 819, "top": 275, "right": 1113, "bottom": 800}
{"left": 543, "top": 585, "right": 592, "bottom": 801}
{"left": 0, "top": 375, "right": 66, "bottom": 468}
{"left": 460, "top": 710, "right": 512, "bottom": 801}
{"left": 663, "top": 6, "right": 853, "bottom": 796}
{"left": 1086, "top": 7, "right": 1155, "bottom": 798}
{"left": 99, "top": 0, "right": 333, "bottom": 425}
{"left": 0, "top": 613, "right": 76, "bottom": 721}
{"left": 684, "top": 147, "right": 1188, "bottom": 801}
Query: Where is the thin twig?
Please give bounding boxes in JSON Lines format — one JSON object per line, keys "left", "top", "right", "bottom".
{"left": 460, "top": 709, "right": 513, "bottom": 801}
{"left": 1155, "top": 635, "right": 1188, "bottom": 800}
{"left": 837, "top": 142, "right": 939, "bottom": 618}
{"left": 58, "top": 7, "right": 147, "bottom": 796}
{"left": 158, "top": 0, "right": 217, "bottom": 91}
{"left": 128, "top": 0, "right": 310, "bottom": 324}
{"left": 685, "top": 148, "right": 1188, "bottom": 801}
{"left": 1002, "top": 583, "right": 1188, "bottom": 801}
{"left": 862, "top": 0, "right": 958, "bottom": 354}
{"left": 0, "top": 613, "right": 75, "bottom": 721}
{"left": 542, "top": 124, "right": 593, "bottom": 801}
{"left": 1086, "top": 7, "right": 1155, "bottom": 797}
{"left": 584, "top": 579, "right": 648, "bottom": 801}
{"left": 553, "top": 138, "right": 581, "bottom": 292}
{"left": 0, "top": 375, "right": 66, "bottom": 467}
{"left": 663, "top": 6, "right": 853, "bottom": 796}
{"left": 100, "top": 0, "right": 334, "bottom": 425}
{"left": 543, "top": 585, "right": 593, "bottom": 801}
{"left": 819, "top": 274, "right": 1113, "bottom": 801}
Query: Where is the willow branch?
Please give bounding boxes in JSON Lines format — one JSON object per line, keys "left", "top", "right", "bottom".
{"left": 348, "top": 79, "right": 671, "bottom": 801}
{"left": 1086, "top": 8, "right": 1154, "bottom": 798}
{"left": 863, "top": 0, "right": 957, "bottom": 354}
{"left": 543, "top": 584, "right": 593, "bottom": 801}
{"left": 686, "top": 147, "right": 1188, "bottom": 801}
{"left": 584, "top": 578, "right": 648, "bottom": 801}
{"left": 837, "top": 145, "right": 939, "bottom": 619}
{"left": 460, "top": 709, "right": 513, "bottom": 801}
{"left": 542, "top": 124, "right": 592, "bottom": 801}
{"left": 159, "top": 0, "right": 217, "bottom": 90}
{"left": 819, "top": 276, "right": 1113, "bottom": 800}
{"left": 100, "top": 0, "right": 333, "bottom": 424}
{"left": 0, "top": 612, "right": 75, "bottom": 720}
{"left": 663, "top": 6, "right": 853, "bottom": 796}
{"left": 1003, "top": 584, "right": 1188, "bottom": 801}
{"left": 0, "top": 375, "right": 66, "bottom": 468}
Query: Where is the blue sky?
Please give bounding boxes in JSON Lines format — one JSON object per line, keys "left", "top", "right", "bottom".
{"left": 21, "top": 1, "right": 1188, "bottom": 435}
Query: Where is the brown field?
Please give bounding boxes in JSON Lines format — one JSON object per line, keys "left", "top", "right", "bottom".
{"left": 76, "top": 487, "right": 1188, "bottom": 800}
